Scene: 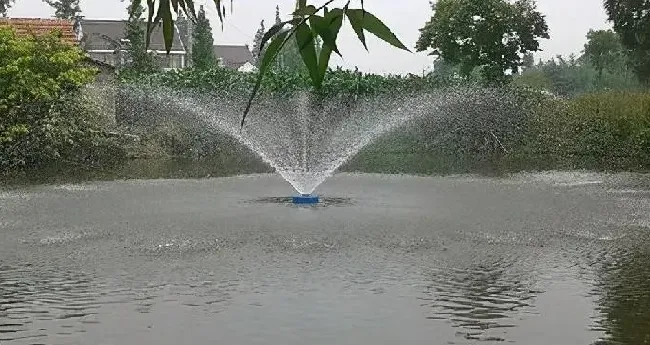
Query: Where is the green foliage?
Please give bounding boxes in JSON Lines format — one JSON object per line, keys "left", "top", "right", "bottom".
{"left": 416, "top": 0, "right": 549, "bottom": 84}
{"left": 526, "top": 91, "right": 650, "bottom": 170}
{"left": 120, "top": 65, "right": 464, "bottom": 103}
{"left": 515, "top": 52, "right": 641, "bottom": 96}
{"left": 43, "top": 0, "right": 82, "bottom": 20}
{"left": 583, "top": 29, "right": 626, "bottom": 79}
{"left": 191, "top": 5, "right": 216, "bottom": 70}
{"left": 604, "top": 0, "right": 650, "bottom": 85}
{"left": 0, "top": 27, "right": 124, "bottom": 173}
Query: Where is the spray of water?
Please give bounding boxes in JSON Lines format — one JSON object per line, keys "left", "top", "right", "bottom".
{"left": 119, "top": 85, "right": 472, "bottom": 194}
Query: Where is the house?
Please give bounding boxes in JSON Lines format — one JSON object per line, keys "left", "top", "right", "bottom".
{"left": 80, "top": 19, "right": 188, "bottom": 70}
{"left": 0, "top": 17, "right": 78, "bottom": 44}
{"left": 79, "top": 18, "right": 254, "bottom": 71}
{"left": 213, "top": 44, "right": 255, "bottom": 70}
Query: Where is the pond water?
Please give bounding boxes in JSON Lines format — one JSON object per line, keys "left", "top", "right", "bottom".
{"left": 1, "top": 172, "right": 649, "bottom": 345}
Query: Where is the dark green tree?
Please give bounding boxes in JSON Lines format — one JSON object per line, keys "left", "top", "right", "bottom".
{"left": 122, "top": 2, "right": 157, "bottom": 73}
{"left": 583, "top": 29, "right": 625, "bottom": 79}
{"left": 604, "top": 0, "right": 650, "bottom": 85}
{"left": 416, "top": 0, "right": 549, "bottom": 84}
{"left": 43, "top": 0, "right": 81, "bottom": 20}
{"left": 192, "top": 5, "right": 216, "bottom": 69}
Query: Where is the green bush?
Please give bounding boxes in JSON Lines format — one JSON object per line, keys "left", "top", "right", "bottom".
{"left": 525, "top": 91, "right": 650, "bottom": 170}
{"left": 0, "top": 27, "right": 125, "bottom": 174}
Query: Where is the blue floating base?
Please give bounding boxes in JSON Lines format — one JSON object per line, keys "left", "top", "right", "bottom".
{"left": 292, "top": 194, "right": 319, "bottom": 204}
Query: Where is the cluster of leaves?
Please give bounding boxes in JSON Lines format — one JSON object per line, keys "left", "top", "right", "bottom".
{"left": 416, "top": 0, "right": 549, "bottom": 84}
{"left": 120, "top": 65, "right": 466, "bottom": 101}
{"left": 525, "top": 90, "right": 650, "bottom": 170}
{"left": 0, "top": 27, "right": 124, "bottom": 173}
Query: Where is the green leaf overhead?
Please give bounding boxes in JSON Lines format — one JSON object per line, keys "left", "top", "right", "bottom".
{"left": 242, "top": 29, "right": 291, "bottom": 127}
{"left": 184, "top": 0, "right": 197, "bottom": 20}
{"left": 160, "top": 0, "right": 173, "bottom": 53}
{"left": 346, "top": 9, "right": 367, "bottom": 50}
{"left": 256, "top": 18, "right": 301, "bottom": 58}
{"left": 316, "top": 8, "right": 344, "bottom": 80}
{"left": 309, "top": 11, "right": 343, "bottom": 57}
{"left": 293, "top": 5, "right": 317, "bottom": 16}
{"left": 214, "top": 0, "right": 224, "bottom": 28}
{"left": 360, "top": 11, "right": 410, "bottom": 52}
{"left": 295, "top": 22, "right": 320, "bottom": 85}
{"left": 145, "top": 0, "right": 154, "bottom": 48}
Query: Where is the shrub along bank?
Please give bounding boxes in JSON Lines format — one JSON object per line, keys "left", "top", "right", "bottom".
{"left": 121, "top": 68, "right": 650, "bottom": 174}
{"left": 0, "top": 27, "right": 126, "bottom": 178}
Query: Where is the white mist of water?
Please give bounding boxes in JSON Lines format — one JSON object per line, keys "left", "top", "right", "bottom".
{"left": 121, "top": 86, "right": 468, "bottom": 195}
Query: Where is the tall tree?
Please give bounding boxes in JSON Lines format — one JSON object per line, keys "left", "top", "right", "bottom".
{"left": 416, "top": 0, "right": 549, "bottom": 84}
{"left": 251, "top": 19, "right": 265, "bottom": 67}
{"left": 43, "top": 0, "right": 81, "bottom": 20}
{"left": 122, "top": 2, "right": 156, "bottom": 73}
{"left": 604, "top": 0, "right": 650, "bottom": 85}
{"left": 192, "top": 5, "right": 216, "bottom": 69}
{"left": 582, "top": 29, "right": 625, "bottom": 79}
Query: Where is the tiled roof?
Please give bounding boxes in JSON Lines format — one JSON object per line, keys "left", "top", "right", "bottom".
{"left": 214, "top": 45, "right": 253, "bottom": 69}
{"left": 0, "top": 17, "right": 78, "bottom": 44}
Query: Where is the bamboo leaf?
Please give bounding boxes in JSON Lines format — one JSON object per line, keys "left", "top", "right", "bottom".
{"left": 184, "top": 0, "right": 197, "bottom": 20}
{"left": 316, "top": 9, "right": 344, "bottom": 80}
{"left": 171, "top": 0, "right": 179, "bottom": 14}
{"left": 361, "top": 11, "right": 411, "bottom": 52}
{"left": 295, "top": 22, "right": 320, "bottom": 86}
{"left": 161, "top": 0, "right": 174, "bottom": 53}
{"left": 258, "top": 19, "right": 299, "bottom": 56}
{"left": 177, "top": 1, "right": 196, "bottom": 20}
{"left": 213, "top": 0, "right": 224, "bottom": 28}
{"left": 346, "top": 9, "right": 367, "bottom": 51}
{"left": 309, "top": 9, "right": 343, "bottom": 57}
{"left": 145, "top": 0, "right": 155, "bottom": 49}
{"left": 242, "top": 30, "right": 291, "bottom": 127}
{"left": 292, "top": 5, "right": 317, "bottom": 16}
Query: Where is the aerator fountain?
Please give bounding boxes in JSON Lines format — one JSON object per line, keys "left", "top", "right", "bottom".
{"left": 118, "top": 86, "right": 463, "bottom": 201}
{"left": 292, "top": 194, "right": 320, "bottom": 204}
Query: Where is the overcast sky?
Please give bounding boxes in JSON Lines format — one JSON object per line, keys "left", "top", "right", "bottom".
{"left": 8, "top": 0, "right": 612, "bottom": 75}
